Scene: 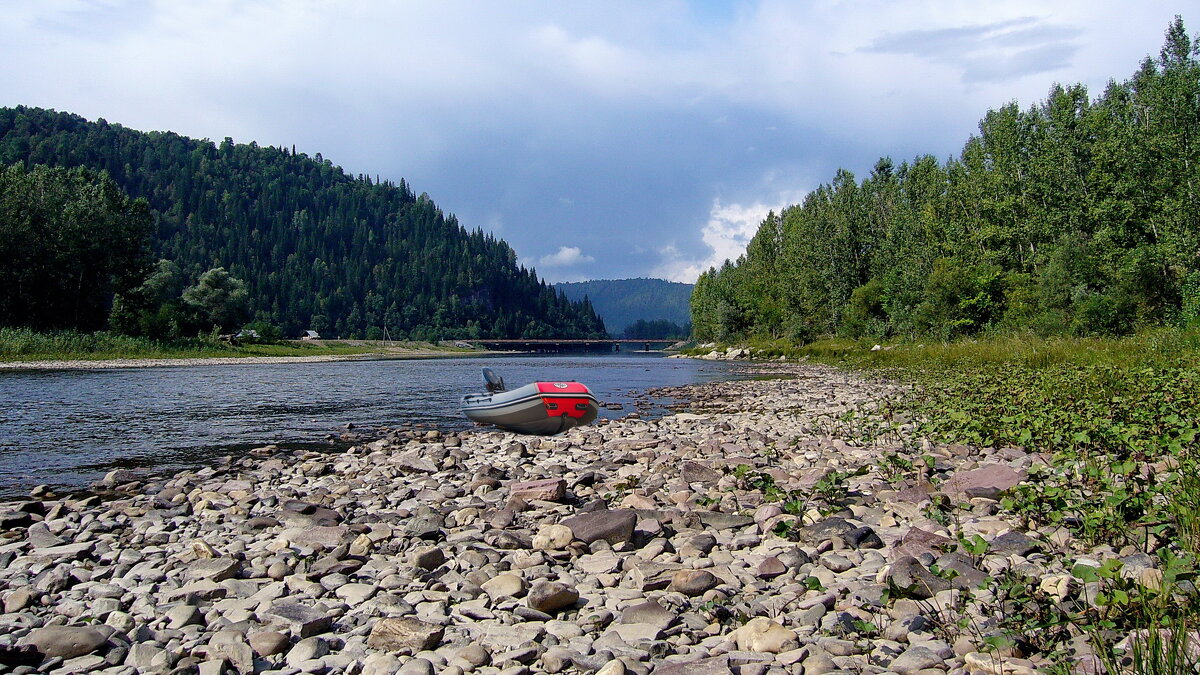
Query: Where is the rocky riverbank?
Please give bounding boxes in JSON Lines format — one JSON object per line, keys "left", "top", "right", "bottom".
{"left": 0, "top": 363, "right": 1122, "bottom": 674}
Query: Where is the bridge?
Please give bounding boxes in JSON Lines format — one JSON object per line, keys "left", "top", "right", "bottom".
{"left": 469, "top": 338, "right": 681, "bottom": 353}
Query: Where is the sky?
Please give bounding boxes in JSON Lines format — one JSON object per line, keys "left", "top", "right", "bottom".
{"left": 0, "top": 1, "right": 1189, "bottom": 283}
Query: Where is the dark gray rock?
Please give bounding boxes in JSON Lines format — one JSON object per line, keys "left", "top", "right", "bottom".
{"left": 527, "top": 581, "right": 580, "bottom": 613}
{"left": 989, "top": 531, "right": 1038, "bottom": 556}
{"left": 265, "top": 602, "right": 334, "bottom": 638}
{"left": 796, "top": 517, "right": 854, "bottom": 545}
{"left": 846, "top": 525, "right": 884, "bottom": 549}
{"left": 22, "top": 626, "right": 108, "bottom": 660}
{"left": 561, "top": 509, "right": 637, "bottom": 545}
{"left": 885, "top": 556, "right": 953, "bottom": 599}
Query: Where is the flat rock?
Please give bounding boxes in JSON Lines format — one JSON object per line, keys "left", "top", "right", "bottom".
{"left": 885, "top": 556, "right": 953, "bottom": 599}
{"left": 941, "top": 464, "right": 1024, "bottom": 499}
{"left": 619, "top": 600, "right": 676, "bottom": 630}
{"left": 989, "top": 531, "right": 1039, "bottom": 556}
{"left": 532, "top": 524, "right": 574, "bottom": 550}
{"left": 188, "top": 558, "right": 242, "bottom": 582}
{"left": 265, "top": 602, "right": 334, "bottom": 638}
{"left": 654, "top": 655, "right": 733, "bottom": 675}
{"left": 733, "top": 617, "right": 798, "bottom": 653}
{"left": 680, "top": 461, "right": 722, "bottom": 484}
{"left": 22, "top": 626, "right": 108, "bottom": 659}
{"left": 509, "top": 478, "right": 567, "bottom": 502}
{"left": 280, "top": 525, "right": 348, "bottom": 549}
{"left": 367, "top": 617, "right": 445, "bottom": 652}
{"left": 796, "top": 517, "right": 855, "bottom": 544}
{"left": 527, "top": 581, "right": 579, "bottom": 613}
{"left": 890, "top": 645, "right": 945, "bottom": 673}
{"left": 561, "top": 509, "right": 638, "bottom": 545}
{"left": 895, "top": 527, "right": 954, "bottom": 559}
{"left": 669, "top": 569, "right": 719, "bottom": 596}
{"left": 248, "top": 631, "right": 290, "bottom": 657}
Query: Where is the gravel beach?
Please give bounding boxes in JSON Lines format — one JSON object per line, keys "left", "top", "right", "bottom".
{"left": 0, "top": 361, "right": 1126, "bottom": 674}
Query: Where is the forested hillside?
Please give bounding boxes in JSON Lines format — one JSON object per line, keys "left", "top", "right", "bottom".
{"left": 692, "top": 18, "right": 1200, "bottom": 342}
{"left": 0, "top": 107, "right": 606, "bottom": 340}
{"left": 555, "top": 278, "right": 692, "bottom": 336}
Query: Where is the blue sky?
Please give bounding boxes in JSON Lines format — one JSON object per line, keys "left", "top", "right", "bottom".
{"left": 0, "top": 1, "right": 1188, "bottom": 282}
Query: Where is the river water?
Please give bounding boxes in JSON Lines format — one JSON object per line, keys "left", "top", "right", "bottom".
{"left": 0, "top": 353, "right": 740, "bottom": 497}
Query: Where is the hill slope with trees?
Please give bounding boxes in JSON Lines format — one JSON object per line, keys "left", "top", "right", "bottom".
{"left": 555, "top": 278, "right": 692, "bottom": 336}
{"left": 692, "top": 18, "right": 1200, "bottom": 343}
{"left": 0, "top": 106, "right": 606, "bottom": 340}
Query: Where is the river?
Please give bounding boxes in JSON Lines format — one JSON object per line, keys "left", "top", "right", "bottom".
{"left": 0, "top": 353, "right": 740, "bottom": 497}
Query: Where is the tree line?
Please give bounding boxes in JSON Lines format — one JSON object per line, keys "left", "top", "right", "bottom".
{"left": 0, "top": 107, "right": 607, "bottom": 340}
{"left": 692, "top": 18, "right": 1200, "bottom": 343}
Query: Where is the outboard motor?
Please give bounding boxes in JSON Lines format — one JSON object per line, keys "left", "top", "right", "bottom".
{"left": 483, "top": 367, "right": 506, "bottom": 393}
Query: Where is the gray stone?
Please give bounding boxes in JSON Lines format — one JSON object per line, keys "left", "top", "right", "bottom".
{"left": 527, "top": 581, "right": 579, "bottom": 613}
{"left": 4, "top": 587, "right": 37, "bottom": 613}
{"left": 22, "top": 626, "right": 108, "bottom": 659}
{"left": 286, "top": 637, "right": 329, "bottom": 668}
{"left": 618, "top": 600, "right": 676, "bottom": 630}
{"left": 653, "top": 656, "right": 732, "bottom": 675}
{"left": 885, "top": 556, "right": 953, "bottom": 599}
{"left": 668, "top": 569, "right": 719, "bottom": 596}
{"left": 361, "top": 652, "right": 403, "bottom": 675}
{"left": 188, "top": 558, "right": 241, "bottom": 582}
{"left": 890, "top": 645, "right": 945, "bottom": 673}
{"left": 940, "top": 464, "right": 1024, "bottom": 499}
{"left": 366, "top": 618, "right": 445, "bottom": 652}
{"left": 124, "top": 643, "right": 171, "bottom": 673}
{"left": 208, "top": 631, "right": 254, "bottom": 674}
{"left": 989, "top": 531, "right": 1038, "bottom": 556}
{"left": 411, "top": 546, "right": 446, "bottom": 570}
{"left": 680, "top": 461, "right": 721, "bottom": 484}
{"left": 796, "top": 517, "right": 855, "bottom": 544}
{"left": 894, "top": 528, "right": 953, "bottom": 560}
{"left": 397, "top": 657, "right": 435, "bottom": 675}
{"left": 27, "top": 522, "right": 66, "bottom": 548}
{"left": 561, "top": 509, "right": 638, "bottom": 545}
{"left": 265, "top": 602, "right": 334, "bottom": 638}
{"left": 248, "top": 631, "right": 290, "bottom": 657}
{"left": 166, "top": 604, "right": 204, "bottom": 628}
{"left": 509, "top": 478, "right": 567, "bottom": 502}
{"left": 280, "top": 525, "right": 348, "bottom": 549}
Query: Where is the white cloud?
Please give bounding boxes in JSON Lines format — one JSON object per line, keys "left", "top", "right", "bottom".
{"left": 653, "top": 197, "right": 789, "bottom": 283}
{"left": 0, "top": 1, "right": 1188, "bottom": 284}
{"left": 538, "top": 246, "right": 595, "bottom": 268}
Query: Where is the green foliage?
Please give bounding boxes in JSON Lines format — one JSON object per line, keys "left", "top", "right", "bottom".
{"left": 182, "top": 267, "right": 249, "bottom": 333}
{"left": 0, "top": 108, "right": 607, "bottom": 340}
{"left": 0, "top": 164, "right": 152, "bottom": 331}
{"left": 691, "top": 19, "right": 1200, "bottom": 343}
{"left": 622, "top": 318, "right": 689, "bottom": 340}
{"left": 554, "top": 278, "right": 693, "bottom": 335}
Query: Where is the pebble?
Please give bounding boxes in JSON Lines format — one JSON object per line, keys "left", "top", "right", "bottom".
{"left": 0, "top": 362, "right": 1111, "bottom": 674}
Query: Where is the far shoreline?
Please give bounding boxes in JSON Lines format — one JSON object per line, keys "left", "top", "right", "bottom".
{"left": 0, "top": 347, "right": 513, "bottom": 371}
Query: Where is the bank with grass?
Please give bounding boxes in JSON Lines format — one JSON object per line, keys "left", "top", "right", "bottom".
{"left": 686, "top": 329, "right": 1200, "bottom": 670}
{"left": 0, "top": 327, "right": 480, "bottom": 368}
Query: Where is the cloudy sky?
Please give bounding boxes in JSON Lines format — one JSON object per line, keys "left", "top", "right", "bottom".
{"left": 1, "top": 1, "right": 1188, "bottom": 283}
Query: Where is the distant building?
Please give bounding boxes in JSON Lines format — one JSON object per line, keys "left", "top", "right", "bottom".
{"left": 302, "top": 330, "right": 321, "bottom": 340}
{"left": 236, "top": 329, "right": 260, "bottom": 339}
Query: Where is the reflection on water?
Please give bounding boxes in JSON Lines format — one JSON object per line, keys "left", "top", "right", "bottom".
{"left": 0, "top": 354, "right": 737, "bottom": 496}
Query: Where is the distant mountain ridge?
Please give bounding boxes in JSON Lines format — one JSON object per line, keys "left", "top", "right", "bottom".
{"left": 554, "top": 278, "right": 693, "bottom": 335}
{"left": 0, "top": 106, "right": 606, "bottom": 339}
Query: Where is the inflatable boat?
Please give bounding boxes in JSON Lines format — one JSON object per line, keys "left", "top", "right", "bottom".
{"left": 461, "top": 368, "right": 599, "bottom": 435}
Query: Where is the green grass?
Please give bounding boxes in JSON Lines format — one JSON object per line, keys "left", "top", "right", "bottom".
{"left": 0, "top": 327, "right": 381, "bottom": 361}
{"left": 736, "top": 327, "right": 1200, "bottom": 370}
{"left": 711, "top": 328, "right": 1200, "bottom": 667}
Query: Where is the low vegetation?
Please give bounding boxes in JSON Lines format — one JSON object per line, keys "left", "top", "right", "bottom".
{"left": 706, "top": 328, "right": 1200, "bottom": 670}
{"left": 0, "top": 327, "right": 385, "bottom": 362}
